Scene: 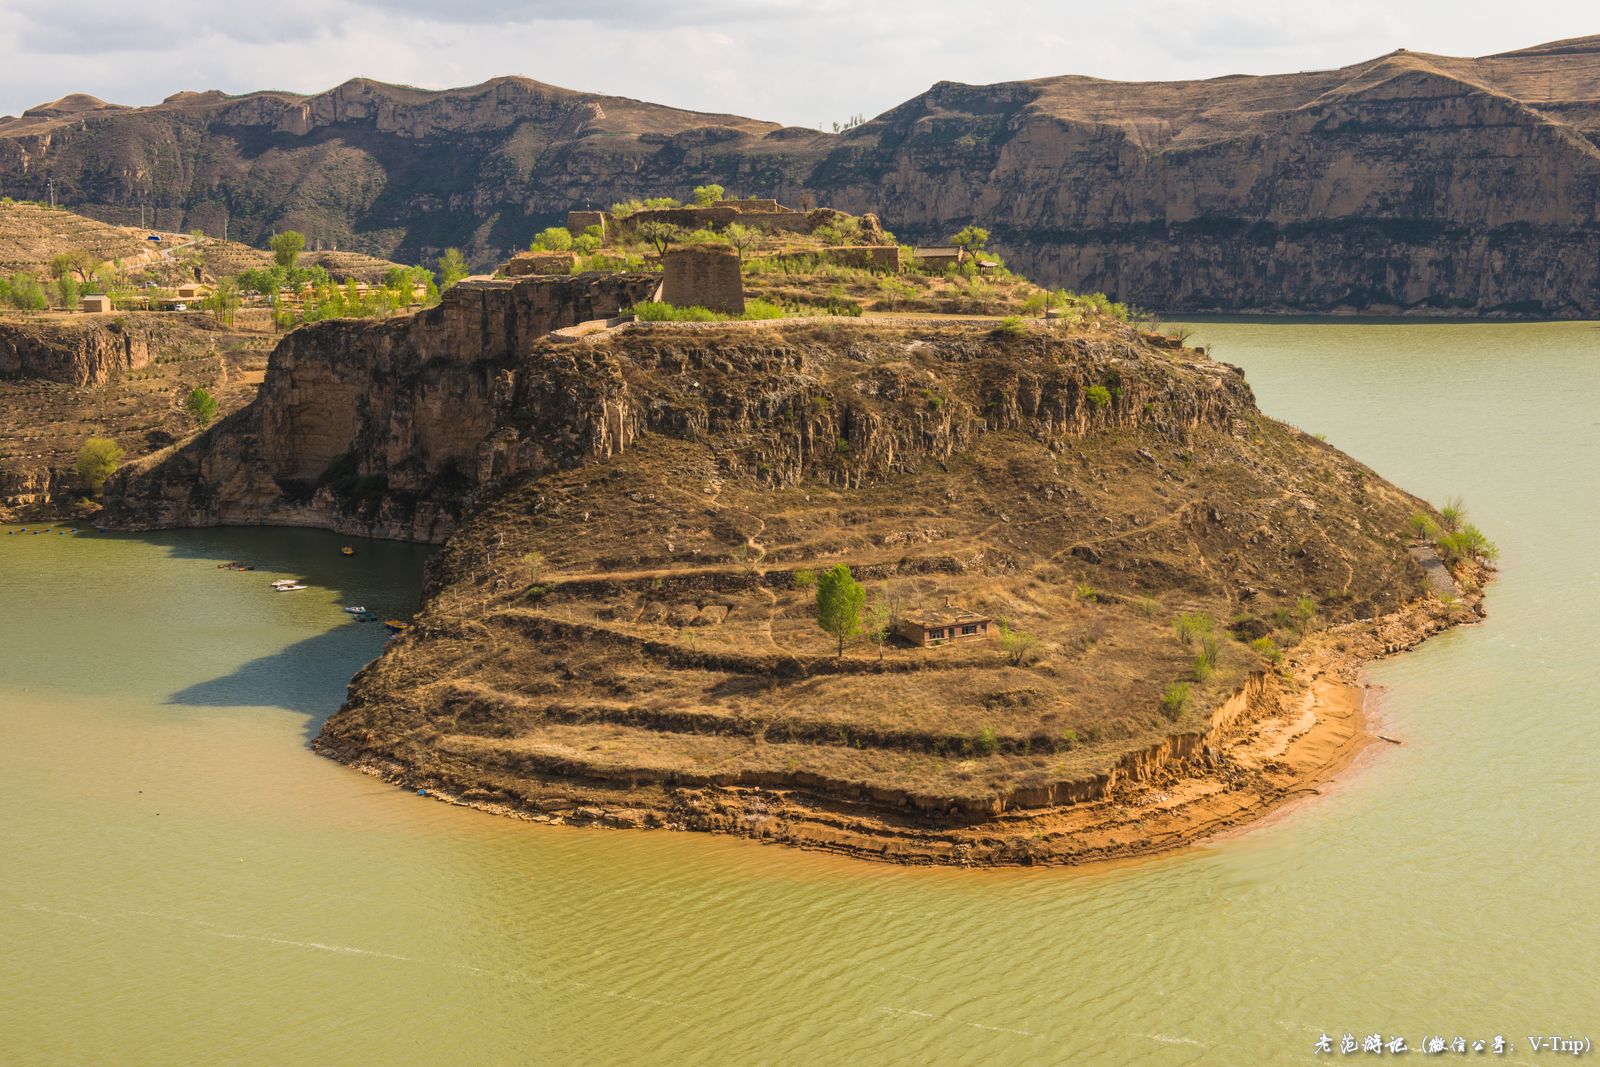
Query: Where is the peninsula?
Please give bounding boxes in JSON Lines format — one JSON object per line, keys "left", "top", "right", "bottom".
{"left": 95, "top": 197, "right": 1493, "bottom": 865}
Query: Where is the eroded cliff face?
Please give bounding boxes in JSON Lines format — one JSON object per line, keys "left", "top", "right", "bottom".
{"left": 0, "top": 316, "right": 160, "bottom": 386}
{"left": 0, "top": 314, "right": 268, "bottom": 520}
{"left": 100, "top": 273, "right": 660, "bottom": 541}
{"left": 5, "top": 39, "right": 1600, "bottom": 314}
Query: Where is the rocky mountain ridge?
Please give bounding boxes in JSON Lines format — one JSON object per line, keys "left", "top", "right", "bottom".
{"left": 4, "top": 37, "right": 1600, "bottom": 314}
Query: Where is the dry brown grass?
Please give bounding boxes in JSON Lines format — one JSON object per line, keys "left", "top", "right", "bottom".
{"left": 328, "top": 318, "right": 1430, "bottom": 810}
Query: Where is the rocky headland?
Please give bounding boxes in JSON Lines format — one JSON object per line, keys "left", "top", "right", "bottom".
{"left": 102, "top": 277, "right": 1487, "bottom": 865}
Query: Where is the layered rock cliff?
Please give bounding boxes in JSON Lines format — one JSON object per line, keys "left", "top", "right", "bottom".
{"left": 101, "top": 272, "right": 659, "bottom": 540}
{"left": 5, "top": 38, "right": 1600, "bottom": 314}
{"left": 0, "top": 314, "right": 265, "bottom": 519}
{"left": 0, "top": 316, "right": 166, "bottom": 386}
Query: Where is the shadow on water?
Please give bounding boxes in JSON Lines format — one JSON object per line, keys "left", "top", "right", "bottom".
{"left": 165, "top": 630, "right": 377, "bottom": 737}
{"left": 108, "top": 526, "right": 434, "bottom": 741}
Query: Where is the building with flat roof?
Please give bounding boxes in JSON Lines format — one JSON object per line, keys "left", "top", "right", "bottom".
{"left": 893, "top": 603, "right": 995, "bottom": 647}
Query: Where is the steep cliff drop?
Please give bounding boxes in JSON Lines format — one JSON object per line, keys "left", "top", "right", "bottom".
{"left": 101, "top": 272, "right": 659, "bottom": 541}
{"left": 0, "top": 314, "right": 266, "bottom": 521}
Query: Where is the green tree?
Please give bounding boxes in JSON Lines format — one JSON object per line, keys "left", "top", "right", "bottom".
{"left": 530, "top": 226, "right": 573, "bottom": 252}
{"left": 636, "top": 221, "right": 683, "bottom": 256}
{"left": 693, "top": 184, "right": 726, "bottom": 206}
{"left": 863, "top": 601, "right": 892, "bottom": 663}
{"left": 815, "top": 563, "right": 866, "bottom": 657}
{"left": 202, "top": 277, "right": 240, "bottom": 326}
{"left": 50, "top": 249, "right": 98, "bottom": 283}
{"left": 55, "top": 274, "right": 79, "bottom": 310}
{"left": 438, "top": 248, "right": 469, "bottom": 290}
{"left": 238, "top": 266, "right": 284, "bottom": 296}
{"left": 875, "top": 275, "right": 916, "bottom": 311}
{"left": 6, "top": 272, "right": 47, "bottom": 310}
{"left": 951, "top": 225, "right": 990, "bottom": 254}
{"left": 998, "top": 622, "right": 1042, "bottom": 666}
{"left": 185, "top": 387, "right": 218, "bottom": 427}
{"left": 723, "top": 222, "right": 756, "bottom": 256}
{"left": 269, "top": 230, "right": 306, "bottom": 272}
{"left": 74, "top": 438, "right": 124, "bottom": 495}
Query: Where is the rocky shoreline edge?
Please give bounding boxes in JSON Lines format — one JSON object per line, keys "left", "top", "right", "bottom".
{"left": 312, "top": 583, "right": 1484, "bottom": 869}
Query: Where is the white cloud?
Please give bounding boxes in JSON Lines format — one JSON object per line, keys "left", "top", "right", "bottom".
{"left": 0, "top": 0, "right": 1593, "bottom": 125}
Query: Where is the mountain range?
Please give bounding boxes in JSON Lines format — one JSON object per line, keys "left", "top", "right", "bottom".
{"left": 4, "top": 36, "right": 1599, "bottom": 315}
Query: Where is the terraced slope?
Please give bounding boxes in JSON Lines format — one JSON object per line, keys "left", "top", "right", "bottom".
{"left": 308, "top": 318, "right": 1470, "bottom": 863}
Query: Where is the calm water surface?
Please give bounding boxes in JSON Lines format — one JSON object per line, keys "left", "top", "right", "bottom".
{"left": 2, "top": 321, "right": 1597, "bottom": 1065}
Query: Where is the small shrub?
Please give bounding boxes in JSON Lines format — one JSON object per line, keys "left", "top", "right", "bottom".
{"left": 994, "top": 316, "right": 1027, "bottom": 338}
{"left": 1173, "top": 612, "right": 1214, "bottom": 644}
{"left": 1085, "top": 384, "right": 1112, "bottom": 410}
{"left": 1438, "top": 495, "right": 1466, "bottom": 533}
{"left": 1456, "top": 524, "right": 1499, "bottom": 564}
{"left": 74, "top": 437, "right": 124, "bottom": 494}
{"left": 1191, "top": 656, "right": 1214, "bottom": 684}
{"left": 1060, "top": 727, "right": 1079, "bottom": 748}
{"left": 1133, "top": 596, "right": 1162, "bottom": 618}
{"left": 1407, "top": 511, "right": 1439, "bottom": 540}
{"left": 629, "top": 301, "right": 719, "bottom": 322}
{"left": 529, "top": 226, "right": 572, "bottom": 252}
{"left": 741, "top": 299, "right": 785, "bottom": 320}
{"left": 792, "top": 568, "right": 818, "bottom": 588}
{"left": 974, "top": 726, "right": 1000, "bottom": 756}
{"left": 1075, "top": 583, "right": 1100, "bottom": 603}
{"left": 998, "top": 623, "right": 1042, "bottom": 667}
{"left": 1160, "top": 683, "right": 1192, "bottom": 721}
{"left": 1250, "top": 636, "right": 1283, "bottom": 666}
{"left": 184, "top": 387, "right": 218, "bottom": 427}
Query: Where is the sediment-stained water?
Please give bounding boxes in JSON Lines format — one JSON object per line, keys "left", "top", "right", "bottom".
{"left": 3, "top": 321, "right": 1596, "bottom": 1065}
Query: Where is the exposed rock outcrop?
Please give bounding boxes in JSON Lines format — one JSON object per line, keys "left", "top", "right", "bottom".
{"left": 5, "top": 38, "right": 1600, "bottom": 314}
{"left": 101, "top": 273, "right": 660, "bottom": 540}
{"left": 0, "top": 316, "right": 164, "bottom": 386}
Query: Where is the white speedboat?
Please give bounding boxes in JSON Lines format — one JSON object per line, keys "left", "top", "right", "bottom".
{"left": 273, "top": 581, "right": 308, "bottom": 592}
{"left": 343, "top": 605, "right": 368, "bottom": 614}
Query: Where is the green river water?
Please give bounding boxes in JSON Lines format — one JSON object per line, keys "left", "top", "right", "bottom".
{"left": 2, "top": 321, "right": 1596, "bottom": 1065}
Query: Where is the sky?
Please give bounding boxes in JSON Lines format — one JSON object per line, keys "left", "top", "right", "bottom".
{"left": 0, "top": 0, "right": 1593, "bottom": 127}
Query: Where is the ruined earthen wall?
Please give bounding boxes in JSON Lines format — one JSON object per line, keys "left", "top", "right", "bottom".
{"left": 660, "top": 249, "right": 744, "bottom": 313}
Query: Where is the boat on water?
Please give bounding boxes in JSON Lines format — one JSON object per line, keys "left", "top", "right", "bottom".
{"left": 340, "top": 546, "right": 355, "bottom": 556}
{"left": 384, "top": 619, "right": 410, "bottom": 634}
{"left": 356, "top": 612, "right": 379, "bottom": 623}
{"left": 343, "top": 605, "right": 368, "bottom": 614}
{"left": 274, "top": 583, "right": 309, "bottom": 592}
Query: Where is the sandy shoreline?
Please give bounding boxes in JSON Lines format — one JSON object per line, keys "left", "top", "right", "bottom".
{"left": 322, "top": 583, "right": 1484, "bottom": 870}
